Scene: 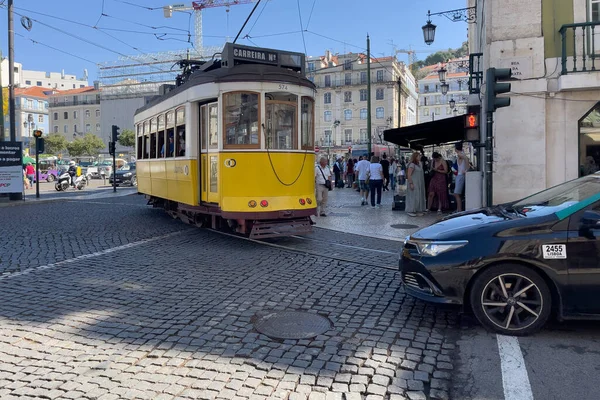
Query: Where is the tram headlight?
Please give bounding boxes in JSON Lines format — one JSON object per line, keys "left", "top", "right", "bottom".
{"left": 248, "top": 200, "right": 257, "bottom": 208}
{"left": 260, "top": 200, "right": 269, "bottom": 208}
{"left": 306, "top": 198, "right": 312, "bottom": 205}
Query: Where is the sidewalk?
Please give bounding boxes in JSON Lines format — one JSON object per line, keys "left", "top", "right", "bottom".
{"left": 313, "top": 185, "right": 441, "bottom": 241}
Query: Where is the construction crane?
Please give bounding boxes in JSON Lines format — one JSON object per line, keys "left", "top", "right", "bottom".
{"left": 163, "top": 0, "right": 256, "bottom": 53}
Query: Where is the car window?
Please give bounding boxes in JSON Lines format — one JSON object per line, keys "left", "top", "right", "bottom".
{"left": 513, "top": 174, "right": 600, "bottom": 217}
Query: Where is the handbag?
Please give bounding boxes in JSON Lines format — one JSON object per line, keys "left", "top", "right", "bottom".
{"left": 318, "top": 166, "right": 332, "bottom": 191}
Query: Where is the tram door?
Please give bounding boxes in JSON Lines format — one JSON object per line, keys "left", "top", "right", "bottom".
{"left": 199, "top": 101, "right": 219, "bottom": 203}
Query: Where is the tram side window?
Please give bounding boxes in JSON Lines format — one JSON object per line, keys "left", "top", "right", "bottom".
{"left": 136, "top": 124, "right": 143, "bottom": 159}
{"left": 175, "top": 107, "right": 185, "bottom": 157}
{"left": 158, "top": 115, "right": 166, "bottom": 158}
{"left": 301, "top": 97, "right": 315, "bottom": 150}
{"left": 223, "top": 92, "right": 259, "bottom": 148}
{"left": 166, "top": 111, "right": 175, "bottom": 157}
{"left": 209, "top": 103, "right": 218, "bottom": 150}
{"left": 150, "top": 117, "right": 157, "bottom": 159}
{"left": 143, "top": 121, "right": 149, "bottom": 159}
{"left": 266, "top": 93, "right": 297, "bottom": 150}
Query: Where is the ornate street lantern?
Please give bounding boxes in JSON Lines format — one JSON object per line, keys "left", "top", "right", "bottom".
{"left": 441, "top": 82, "right": 449, "bottom": 95}
{"left": 422, "top": 12, "right": 436, "bottom": 46}
{"left": 438, "top": 66, "right": 447, "bottom": 83}
{"left": 449, "top": 98, "right": 456, "bottom": 109}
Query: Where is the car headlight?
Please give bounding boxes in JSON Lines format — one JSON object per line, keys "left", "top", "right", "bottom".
{"left": 415, "top": 241, "right": 468, "bottom": 257}
{"left": 123, "top": 173, "right": 132, "bottom": 177}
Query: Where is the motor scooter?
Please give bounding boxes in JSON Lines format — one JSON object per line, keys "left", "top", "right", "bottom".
{"left": 55, "top": 172, "right": 87, "bottom": 191}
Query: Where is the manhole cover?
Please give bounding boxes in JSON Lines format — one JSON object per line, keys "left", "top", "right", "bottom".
{"left": 253, "top": 311, "right": 332, "bottom": 340}
{"left": 390, "top": 224, "right": 419, "bottom": 229}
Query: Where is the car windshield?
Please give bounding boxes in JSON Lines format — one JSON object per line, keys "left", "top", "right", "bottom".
{"left": 511, "top": 173, "right": 600, "bottom": 217}
{"left": 119, "top": 164, "right": 135, "bottom": 171}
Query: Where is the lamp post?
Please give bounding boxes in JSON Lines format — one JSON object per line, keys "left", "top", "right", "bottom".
{"left": 24, "top": 114, "right": 34, "bottom": 154}
{"left": 422, "top": 7, "right": 477, "bottom": 46}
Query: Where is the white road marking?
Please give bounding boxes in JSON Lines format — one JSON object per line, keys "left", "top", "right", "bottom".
{"left": 497, "top": 334, "right": 534, "bottom": 400}
{"left": 0, "top": 231, "right": 185, "bottom": 281}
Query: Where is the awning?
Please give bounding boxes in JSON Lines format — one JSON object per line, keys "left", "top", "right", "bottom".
{"left": 383, "top": 115, "right": 466, "bottom": 149}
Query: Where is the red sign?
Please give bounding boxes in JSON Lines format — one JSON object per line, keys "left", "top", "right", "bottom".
{"left": 315, "top": 146, "right": 320, "bottom": 152}
{"left": 465, "top": 113, "right": 479, "bottom": 128}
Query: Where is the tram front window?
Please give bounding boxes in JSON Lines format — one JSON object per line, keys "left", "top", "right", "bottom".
{"left": 266, "top": 103, "right": 297, "bottom": 150}
{"left": 223, "top": 92, "right": 259, "bottom": 147}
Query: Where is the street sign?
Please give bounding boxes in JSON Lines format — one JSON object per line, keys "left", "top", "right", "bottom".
{"left": 0, "top": 141, "right": 23, "bottom": 194}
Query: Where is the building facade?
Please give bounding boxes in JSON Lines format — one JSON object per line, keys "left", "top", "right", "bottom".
{"left": 469, "top": 0, "right": 600, "bottom": 203}
{"left": 306, "top": 51, "right": 418, "bottom": 157}
{"left": 47, "top": 87, "right": 101, "bottom": 144}
{"left": 1, "top": 58, "right": 88, "bottom": 89}
{"left": 13, "top": 87, "right": 53, "bottom": 153}
{"left": 418, "top": 59, "right": 470, "bottom": 123}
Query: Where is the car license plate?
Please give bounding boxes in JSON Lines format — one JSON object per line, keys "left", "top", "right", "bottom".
{"left": 542, "top": 244, "right": 566, "bottom": 259}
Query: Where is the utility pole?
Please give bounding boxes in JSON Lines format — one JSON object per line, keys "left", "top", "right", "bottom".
{"left": 397, "top": 78, "right": 402, "bottom": 128}
{"left": 367, "top": 34, "right": 372, "bottom": 157}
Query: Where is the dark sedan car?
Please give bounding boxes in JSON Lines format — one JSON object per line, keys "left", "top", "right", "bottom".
{"left": 108, "top": 163, "right": 137, "bottom": 186}
{"left": 400, "top": 173, "right": 600, "bottom": 335}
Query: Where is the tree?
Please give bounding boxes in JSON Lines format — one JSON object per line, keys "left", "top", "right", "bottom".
{"left": 118, "top": 129, "right": 135, "bottom": 148}
{"left": 67, "top": 134, "right": 105, "bottom": 157}
{"left": 44, "top": 133, "right": 69, "bottom": 155}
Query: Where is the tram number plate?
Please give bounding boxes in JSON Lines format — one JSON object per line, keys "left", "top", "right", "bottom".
{"left": 278, "top": 84, "right": 288, "bottom": 90}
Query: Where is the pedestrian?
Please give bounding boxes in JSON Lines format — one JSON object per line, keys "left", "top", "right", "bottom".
{"left": 23, "top": 168, "right": 30, "bottom": 190}
{"left": 333, "top": 158, "right": 344, "bottom": 188}
{"left": 369, "top": 155, "right": 384, "bottom": 207}
{"left": 405, "top": 152, "right": 426, "bottom": 217}
{"left": 453, "top": 142, "right": 469, "bottom": 212}
{"left": 345, "top": 158, "right": 354, "bottom": 188}
{"left": 380, "top": 154, "right": 390, "bottom": 191}
{"left": 25, "top": 163, "right": 35, "bottom": 188}
{"left": 389, "top": 158, "right": 398, "bottom": 192}
{"left": 315, "top": 156, "right": 332, "bottom": 217}
{"left": 427, "top": 152, "right": 449, "bottom": 214}
{"left": 354, "top": 155, "right": 370, "bottom": 205}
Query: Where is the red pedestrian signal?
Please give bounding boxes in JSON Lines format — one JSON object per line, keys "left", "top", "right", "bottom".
{"left": 465, "top": 113, "right": 479, "bottom": 128}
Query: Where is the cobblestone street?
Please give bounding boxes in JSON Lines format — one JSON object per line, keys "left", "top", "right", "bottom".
{"left": 0, "top": 195, "right": 458, "bottom": 400}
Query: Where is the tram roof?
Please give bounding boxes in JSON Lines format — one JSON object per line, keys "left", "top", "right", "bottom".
{"left": 135, "top": 63, "right": 316, "bottom": 116}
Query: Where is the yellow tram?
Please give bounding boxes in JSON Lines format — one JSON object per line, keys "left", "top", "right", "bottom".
{"left": 134, "top": 43, "right": 317, "bottom": 238}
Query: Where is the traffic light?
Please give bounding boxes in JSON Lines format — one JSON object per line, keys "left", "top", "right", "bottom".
{"left": 37, "top": 139, "right": 45, "bottom": 154}
{"left": 33, "top": 129, "right": 43, "bottom": 138}
{"left": 112, "top": 125, "right": 120, "bottom": 143}
{"left": 464, "top": 113, "right": 479, "bottom": 129}
{"left": 109, "top": 141, "right": 116, "bottom": 156}
{"left": 486, "top": 67, "right": 512, "bottom": 112}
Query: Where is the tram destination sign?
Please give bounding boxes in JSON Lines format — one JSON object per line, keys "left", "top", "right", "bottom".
{"left": 0, "top": 141, "right": 23, "bottom": 194}
{"left": 222, "top": 43, "right": 305, "bottom": 75}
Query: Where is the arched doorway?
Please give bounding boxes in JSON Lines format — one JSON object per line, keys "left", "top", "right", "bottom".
{"left": 579, "top": 102, "right": 600, "bottom": 177}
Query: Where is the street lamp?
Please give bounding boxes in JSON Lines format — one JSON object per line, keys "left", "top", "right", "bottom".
{"left": 449, "top": 98, "right": 456, "bottom": 109}
{"left": 441, "top": 82, "right": 449, "bottom": 95}
{"left": 437, "top": 66, "right": 447, "bottom": 83}
{"left": 422, "top": 7, "right": 477, "bottom": 46}
{"left": 24, "top": 114, "right": 34, "bottom": 154}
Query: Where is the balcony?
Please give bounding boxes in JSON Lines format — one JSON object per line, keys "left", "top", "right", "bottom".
{"left": 558, "top": 22, "right": 600, "bottom": 90}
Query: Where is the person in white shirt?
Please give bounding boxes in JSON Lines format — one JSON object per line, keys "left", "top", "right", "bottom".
{"left": 354, "top": 155, "right": 371, "bottom": 206}
{"left": 453, "top": 142, "right": 469, "bottom": 212}
{"left": 314, "top": 156, "right": 332, "bottom": 217}
{"left": 368, "top": 155, "right": 384, "bottom": 207}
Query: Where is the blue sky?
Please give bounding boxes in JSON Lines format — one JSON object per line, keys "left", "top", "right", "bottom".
{"left": 1, "top": 0, "right": 468, "bottom": 84}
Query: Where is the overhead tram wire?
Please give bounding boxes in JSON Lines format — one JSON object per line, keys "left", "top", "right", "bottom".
{"left": 246, "top": 0, "right": 269, "bottom": 37}
{"left": 296, "top": 0, "right": 307, "bottom": 55}
{"left": 111, "top": 0, "right": 163, "bottom": 10}
{"left": 305, "top": 0, "right": 317, "bottom": 30}
{"left": 94, "top": 0, "right": 106, "bottom": 27}
{"left": 15, "top": 32, "right": 97, "bottom": 65}
{"left": 233, "top": 0, "right": 262, "bottom": 44}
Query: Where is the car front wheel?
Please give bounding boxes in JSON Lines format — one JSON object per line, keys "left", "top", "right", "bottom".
{"left": 470, "top": 264, "right": 551, "bottom": 336}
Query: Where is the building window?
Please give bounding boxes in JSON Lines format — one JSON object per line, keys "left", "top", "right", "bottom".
{"left": 53, "top": 112, "right": 58, "bottom": 121}
{"left": 345, "top": 73, "right": 352, "bottom": 85}
{"left": 324, "top": 92, "right": 331, "bottom": 104}
{"left": 376, "top": 88, "right": 384, "bottom": 100}
{"left": 424, "top": 84, "right": 429, "bottom": 93}
{"left": 360, "top": 108, "right": 367, "bottom": 120}
{"left": 86, "top": 124, "right": 91, "bottom": 132}
{"left": 74, "top": 124, "right": 78, "bottom": 133}
{"left": 424, "top": 109, "right": 430, "bottom": 116}
{"left": 325, "top": 75, "right": 331, "bottom": 87}
{"left": 376, "top": 70, "right": 384, "bottom": 82}
{"left": 360, "top": 89, "right": 367, "bottom": 101}
{"left": 96, "top": 123, "right": 101, "bottom": 132}
{"left": 458, "top": 80, "right": 464, "bottom": 91}
{"left": 344, "top": 129, "right": 352, "bottom": 143}
{"left": 36, "top": 81, "right": 42, "bottom": 86}
{"left": 344, "top": 109, "right": 352, "bottom": 120}
{"left": 25, "top": 80, "right": 31, "bottom": 85}
{"left": 63, "top": 125, "right": 68, "bottom": 134}
{"left": 360, "top": 71, "right": 367, "bottom": 84}
{"left": 307, "top": 62, "right": 315, "bottom": 72}
{"left": 435, "top": 107, "right": 440, "bottom": 115}
{"left": 27, "top": 99, "right": 33, "bottom": 109}
{"left": 73, "top": 111, "right": 78, "bottom": 119}
{"left": 376, "top": 107, "right": 384, "bottom": 119}
{"left": 360, "top": 128, "right": 368, "bottom": 143}
{"left": 344, "top": 59, "right": 352, "bottom": 70}
{"left": 38, "top": 115, "right": 43, "bottom": 123}
{"left": 324, "top": 130, "right": 332, "bottom": 146}
{"left": 344, "top": 91, "right": 352, "bottom": 102}
{"left": 96, "top": 110, "right": 100, "bottom": 117}
{"left": 63, "top": 112, "right": 68, "bottom": 119}
{"left": 85, "top": 109, "right": 90, "bottom": 118}
{"left": 324, "top": 110, "right": 332, "bottom": 122}
{"left": 53, "top": 125, "right": 58, "bottom": 133}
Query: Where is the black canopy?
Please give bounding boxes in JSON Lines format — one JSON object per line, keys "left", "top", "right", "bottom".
{"left": 383, "top": 115, "right": 466, "bottom": 149}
